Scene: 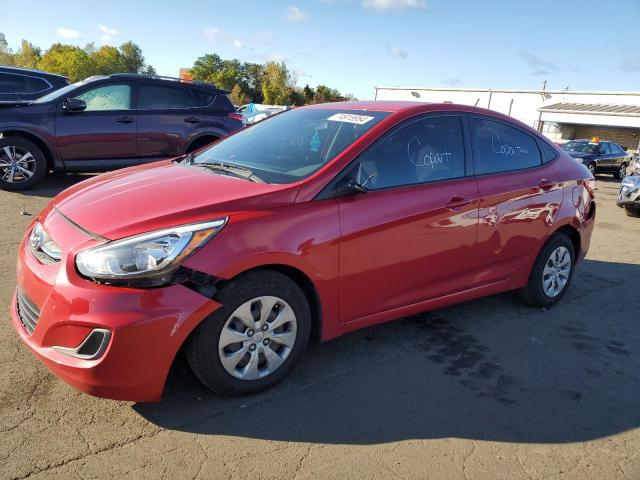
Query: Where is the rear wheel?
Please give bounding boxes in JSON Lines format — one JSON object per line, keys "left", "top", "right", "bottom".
{"left": 624, "top": 206, "right": 640, "bottom": 218}
{"left": 0, "top": 137, "right": 47, "bottom": 190}
{"left": 186, "top": 270, "right": 311, "bottom": 396}
{"left": 520, "top": 233, "right": 575, "bottom": 308}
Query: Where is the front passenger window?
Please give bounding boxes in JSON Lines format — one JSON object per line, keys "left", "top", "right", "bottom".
{"left": 356, "top": 116, "right": 466, "bottom": 190}
{"left": 76, "top": 84, "right": 131, "bottom": 111}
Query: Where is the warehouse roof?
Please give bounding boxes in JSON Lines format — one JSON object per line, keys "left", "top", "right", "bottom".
{"left": 538, "top": 102, "right": 640, "bottom": 117}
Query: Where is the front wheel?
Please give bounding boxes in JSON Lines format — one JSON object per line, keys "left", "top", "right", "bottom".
{"left": 0, "top": 137, "right": 47, "bottom": 190}
{"left": 625, "top": 206, "right": 640, "bottom": 218}
{"left": 614, "top": 163, "right": 627, "bottom": 180}
{"left": 186, "top": 270, "right": 311, "bottom": 396}
{"left": 520, "top": 233, "right": 575, "bottom": 308}
{"left": 587, "top": 162, "right": 596, "bottom": 176}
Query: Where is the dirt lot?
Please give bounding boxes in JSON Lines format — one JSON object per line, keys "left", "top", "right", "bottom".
{"left": 1, "top": 174, "right": 639, "bottom": 480}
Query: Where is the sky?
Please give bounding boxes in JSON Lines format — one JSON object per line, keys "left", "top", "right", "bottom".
{"left": 1, "top": 0, "right": 639, "bottom": 99}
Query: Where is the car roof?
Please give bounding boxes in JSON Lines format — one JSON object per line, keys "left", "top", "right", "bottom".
{"left": 86, "top": 73, "right": 228, "bottom": 93}
{"left": 0, "top": 65, "right": 68, "bottom": 79}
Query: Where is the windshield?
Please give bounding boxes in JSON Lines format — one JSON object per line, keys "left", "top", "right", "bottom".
{"left": 562, "top": 141, "right": 600, "bottom": 154}
{"left": 191, "top": 108, "right": 390, "bottom": 183}
{"left": 32, "top": 80, "right": 88, "bottom": 103}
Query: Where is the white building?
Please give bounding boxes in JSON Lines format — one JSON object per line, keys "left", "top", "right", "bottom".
{"left": 374, "top": 86, "right": 640, "bottom": 154}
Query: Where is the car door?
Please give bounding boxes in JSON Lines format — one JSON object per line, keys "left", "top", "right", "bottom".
{"left": 135, "top": 83, "right": 201, "bottom": 160}
{"left": 469, "top": 115, "right": 564, "bottom": 286}
{"left": 597, "top": 142, "right": 613, "bottom": 171}
{"left": 55, "top": 82, "right": 137, "bottom": 164}
{"left": 609, "top": 143, "right": 626, "bottom": 171}
{"left": 336, "top": 114, "right": 480, "bottom": 323}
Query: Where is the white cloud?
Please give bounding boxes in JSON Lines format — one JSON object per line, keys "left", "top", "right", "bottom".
{"left": 101, "top": 34, "right": 112, "bottom": 44}
{"left": 286, "top": 5, "right": 307, "bottom": 23}
{"left": 363, "top": 0, "right": 426, "bottom": 12}
{"left": 253, "top": 30, "right": 274, "bottom": 44}
{"left": 98, "top": 24, "right": 120, "bottom": 36}
{"left": 389, "top": 46, "right": 407, "bottom": 58}
{"left": 56, "top": 27, "right": 81, "bottom": 39}
{"left": 203, "top": 27, "right": 249, "bottom": 49}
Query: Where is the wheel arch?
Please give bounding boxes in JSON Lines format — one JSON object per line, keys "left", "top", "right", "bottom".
{"left": 185, "top": 132, "right": 223, "bottom": 154}
{"left": 0, "top": 129, "right": 58, "bottom": 171}
{"left": 551, "top": 224, "right": 581, "bottom": 261}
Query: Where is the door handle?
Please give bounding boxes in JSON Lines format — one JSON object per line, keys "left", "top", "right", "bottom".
{"left": 184, "top": 117, "right": 201, "bottom": 124}
{"left": 445, "top": 196, "right": 471, "bottom": 210}
{"left": 116, "top": 116, "right": 134, "bottom": 124}
{"left": 537, "top": 179, "right": 555, "bottom": 191}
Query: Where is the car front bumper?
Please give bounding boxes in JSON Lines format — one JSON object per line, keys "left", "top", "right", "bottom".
{"left": 617, "top": 176, "right": 640, "bottom": 208}
{"left": 11, "top": 210, "right": 222, "bottom": 402}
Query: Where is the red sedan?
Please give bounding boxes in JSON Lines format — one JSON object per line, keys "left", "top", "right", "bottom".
{"left": 12, "top": 101, "right": 595, "bottom": 401}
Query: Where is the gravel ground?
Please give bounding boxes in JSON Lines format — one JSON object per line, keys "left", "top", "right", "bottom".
{"left": 1, "top": 173, "right": 639, "bottom": 480}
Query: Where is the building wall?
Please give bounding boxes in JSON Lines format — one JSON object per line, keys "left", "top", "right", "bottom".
{"left": 374, "top": 87, "right": 640, "bottom": 129}
{"left": 571, "top": 125, "right": 640, "bottom": 151}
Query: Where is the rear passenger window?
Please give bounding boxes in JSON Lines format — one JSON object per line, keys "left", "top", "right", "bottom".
{"left": 356, "top": 115, "right": 466, "bottom": 190}
{"left": 192, "top": 89, "right": 215, "bottom": 107}
{"left": 138, "top": 85, "right": 196, "bottom": 109}
{"left": 470, "top": 118, "right": 542, "bottom": 174}
{"left": 0, "top": 73, "right": 49, "bottom": 94}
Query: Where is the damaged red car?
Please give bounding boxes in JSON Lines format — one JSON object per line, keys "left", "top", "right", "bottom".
{"left": 12, "top": 101, "right": 595, "bottom": 401}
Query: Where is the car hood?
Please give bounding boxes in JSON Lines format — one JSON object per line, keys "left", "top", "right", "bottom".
{"left": 53, "top": 161, "right": 299, "bottom": 239}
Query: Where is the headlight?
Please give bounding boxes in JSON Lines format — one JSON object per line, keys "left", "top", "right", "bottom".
{"left": 76, "top": 219, "right": 226, "bottom": 286}
{"left": 30, "top": 221, "right": 62, "bottom": 262}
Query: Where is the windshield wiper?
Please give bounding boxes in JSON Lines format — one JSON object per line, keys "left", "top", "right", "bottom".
{"left": 194, "top": 161, "right": 266, "bottom": 183}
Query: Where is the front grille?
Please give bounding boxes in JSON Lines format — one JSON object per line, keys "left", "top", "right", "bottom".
{"left": 16, "top": 288, "right": 40, "bottom": 335}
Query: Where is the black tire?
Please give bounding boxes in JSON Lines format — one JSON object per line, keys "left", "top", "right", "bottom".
{"left": 624, "top": 206, "right": 640, "bottom": 218}
{"left": 587, "top": 162, "right": 596, "bottom": 177}
{"left": 186, "top": 270, "right": 311, "bottom": 396}
{"left": 520, "top": 233, "right": 575, "bottom": 308}
{"left": 613, "top": 163, "right": 627, "bottom": 180}
{"left": 0, "top": 137, "right": 47, "bottom": 190}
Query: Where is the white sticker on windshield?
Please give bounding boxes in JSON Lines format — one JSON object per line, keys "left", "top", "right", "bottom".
{"left": 327, "top": 113, "right": 375, "bottom": 125}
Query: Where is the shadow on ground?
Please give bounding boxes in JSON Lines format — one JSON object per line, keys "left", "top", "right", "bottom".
{"left": 135, "top": 259, "right": 640, "bottom": 446}
{"left": 14, "top": 173, "right": 93, "bottom": 198}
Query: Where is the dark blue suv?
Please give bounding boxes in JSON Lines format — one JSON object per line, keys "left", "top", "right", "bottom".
{"left": 0, "top": 66, "right": 69, "bottom": 104}
{"left": 0, "top": 74, "right": 243, "bottom": 190}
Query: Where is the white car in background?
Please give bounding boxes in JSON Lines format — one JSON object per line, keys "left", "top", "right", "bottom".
{"left": 238, "top": 103, "right": 289, "bottom": 124}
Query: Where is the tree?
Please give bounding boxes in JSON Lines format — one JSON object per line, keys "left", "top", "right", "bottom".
{"left": 142, "top": 64, "right": 157, "bottom": 75}
{"left": 0, "top": 33, "right": 14, "bottom": 65}
{"left": 191, "top": 53, "right": 224, "bottom": 82}
{"left": 119, "top": 41, "right": 145, "bottom": 73}
{"left": 229, "top": 84, "right": 250, "bottom": 106}
{"left": 261, "top": 62, "right": 292, "bottom": 105}
{"left": 13, "top": 40, "right": 41, "bottom": 69}
{"left": 38, "top": 43, "right": 93, "bottom": 82}
{"left": 90, "top": 45, "right": 123, "bottom": 75}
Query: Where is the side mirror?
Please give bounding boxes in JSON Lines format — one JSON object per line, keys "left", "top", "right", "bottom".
{"left": 335, "top": 174, "right": 379, "bottom": 197}
{"left": 62, "top": 98, "right": 87, "bottom": 112}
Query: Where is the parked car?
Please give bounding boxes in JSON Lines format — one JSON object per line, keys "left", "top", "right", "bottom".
{"left": 0, "top": 73, "right": 243, "bottom": 190}
{"left": 0, "top": 66, "right": 68, "bottom": 104}
{"left": 617, "top": 174, "right": 640, "bottom": 217}
{"left": 238, "top": 103, "right": 289, "bottom": 124}
{"left": 12, "top": 101, "right": 595, "bottom": 401}
{"left": 562, "top": 138, "right": 629, "bottom": 179}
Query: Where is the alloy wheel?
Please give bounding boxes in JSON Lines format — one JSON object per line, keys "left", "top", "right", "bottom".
{"left": 619, "top": 164, "right": 627, "bottom": 179}
{"left": 218, "top": 296, "right": 297, "bottom": 380}
{"left": 542, "top": 246, "right": 571, "bottom": 298}
{"left": 0, "top": 146, "right": 36, "bottom": 183}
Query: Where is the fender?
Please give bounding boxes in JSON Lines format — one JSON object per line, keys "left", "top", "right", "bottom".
{"left": 185, "top": 128, "right": 228, "bottom": 152}
{"left": 0, "top": 126, "right": 64, "bottom": 170}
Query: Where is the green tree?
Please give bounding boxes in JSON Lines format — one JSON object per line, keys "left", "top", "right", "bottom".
{"left": 261, "top": 62, "right": 292, "bottom": 105}
{"left": 89, "top": 45, "right": 123, "bottom": 75}
{"left": 38, "top": 43, "right": 93, "bottom": 82}
{"left": 229, "top": 84, "right": 250, "bottom": 106}
{"left": 13, "top": 40, "right": 41, "bottom": 69}
{"left": 302, "top": 84, "right": 314, "bottom": 103}
{"left": 0, "top": 33, "right": 14, "bottom": 65}
{"left": 142, "top": 64, "right": 157, "bottom": 75}
{"left": 191, "top": 53, "right": 224, "bottom": 82}
{"left": 119, "top": 41, "right": 145, "bottom": 73}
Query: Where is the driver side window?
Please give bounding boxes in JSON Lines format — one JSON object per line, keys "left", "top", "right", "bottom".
{"left": 355, "top": 115, "right": 466, "bottom": 190}
{"left": 75, "top": 84, "right": 131, "bottom": 111}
